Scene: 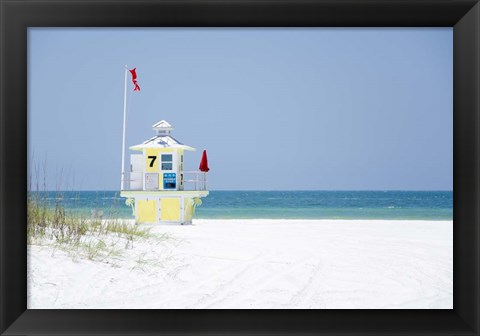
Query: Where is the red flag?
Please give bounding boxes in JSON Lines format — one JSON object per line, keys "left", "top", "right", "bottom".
{"left": 129, "top": 68, "right": 140, "bottom": 92}
{"left": 199, "top": 150, "right": 210, "bottom": 172}
{"left": 129, "top": 68, "right": 137, "bottom": 80}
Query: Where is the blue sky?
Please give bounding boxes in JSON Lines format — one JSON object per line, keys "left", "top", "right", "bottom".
{"left": 28, "top": 28, "right": 452, "bottom": 191}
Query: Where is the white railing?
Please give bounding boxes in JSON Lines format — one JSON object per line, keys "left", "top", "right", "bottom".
{"left": 183, "top": 171, "right": 208, "bottom": 191}
{"left": 122, "top": 171, "right": 207, "bottom": 191}
{"left": 123, "top": 172, "right": 143, "bottom": 191}
{"left": 121, "top": 172, "right": 131, "bottom": 190}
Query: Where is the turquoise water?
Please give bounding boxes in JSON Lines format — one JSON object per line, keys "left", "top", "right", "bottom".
{"left": 30, "top": 190, "right": 453, "bottom": 220}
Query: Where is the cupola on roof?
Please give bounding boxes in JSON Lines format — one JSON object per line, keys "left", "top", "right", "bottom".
{"left": 152, "top": 120, "right": 174, "bottom": 135}
{"left": 129, "top": 120, "right": 195, "bottom": 152}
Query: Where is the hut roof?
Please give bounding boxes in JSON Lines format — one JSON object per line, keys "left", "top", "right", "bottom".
{"left": 130, "top": 135, "right": 195, "bottom": 151}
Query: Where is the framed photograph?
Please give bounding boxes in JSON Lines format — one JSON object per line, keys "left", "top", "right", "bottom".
{"left": 1, "top": 0, "right": 479, "bottom": 335}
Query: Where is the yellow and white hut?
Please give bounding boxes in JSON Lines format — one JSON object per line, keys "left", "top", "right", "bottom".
{"left": 120, "top": 120, "right": 209, "bottom": 224}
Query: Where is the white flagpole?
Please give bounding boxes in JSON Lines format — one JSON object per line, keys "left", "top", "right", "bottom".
{"left": 121, "top": 65, "right": 128, "bottom": 190}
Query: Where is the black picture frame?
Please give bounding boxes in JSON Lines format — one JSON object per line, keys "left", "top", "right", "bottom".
{"left": 1, "top": 0, "right": 479, "bottom": 335}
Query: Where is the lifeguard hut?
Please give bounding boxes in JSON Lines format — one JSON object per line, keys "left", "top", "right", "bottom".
{"left": 120, "top": 120, "right": 209, "bottom": 224}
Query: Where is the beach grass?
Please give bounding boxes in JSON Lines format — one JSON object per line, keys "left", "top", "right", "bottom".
{"left": 27, "top": 188, "right": 163, "bottom": 263}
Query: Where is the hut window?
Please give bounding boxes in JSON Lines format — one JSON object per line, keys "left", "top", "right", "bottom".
{"left": 161, "top": 154, "right": 173, "bottom": 170}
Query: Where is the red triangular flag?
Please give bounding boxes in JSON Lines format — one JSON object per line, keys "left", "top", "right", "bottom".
{"left": 199, "top": 150, "right": 210, "bottom": 172}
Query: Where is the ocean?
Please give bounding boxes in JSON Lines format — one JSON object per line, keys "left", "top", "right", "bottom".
{"left": 29, "top": 190, "right": 453, "bottom": 220}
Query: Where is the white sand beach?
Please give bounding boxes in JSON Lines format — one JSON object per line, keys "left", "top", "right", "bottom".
{"left": 28, "top": 219, "right": 452, "bottom": 309}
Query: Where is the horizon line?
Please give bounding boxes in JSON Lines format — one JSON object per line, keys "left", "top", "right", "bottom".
{"left": 29, "top": 189, "right": 454, "bottom": 192}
